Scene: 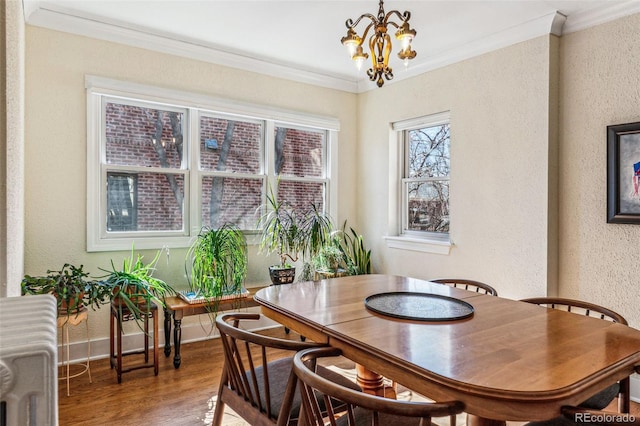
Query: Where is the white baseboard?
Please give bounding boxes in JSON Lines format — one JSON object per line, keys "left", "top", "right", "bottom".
{"left": 58, "top": 308, "right": 278, "bottom": 364}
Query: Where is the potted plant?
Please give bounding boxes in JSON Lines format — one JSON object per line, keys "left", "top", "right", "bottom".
{"left": 21, "top": 263, "right": 111, "bottom": 317}
{"left": 185, "top": 223, "right": 248, "bottom": 299}
{"left": 312, "top": 243, "right": 349, "bottom": 279}
{"left": 99, "top": 247, "right": 175, "bottom": 330}
{"left": 332, "top": 221, "right": 372, "bottom": 276}
{"left": 258, "top": 185, "right": 333, "bottom": 284}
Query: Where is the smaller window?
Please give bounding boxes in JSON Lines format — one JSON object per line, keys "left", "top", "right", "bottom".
{"left": 391, "top": 112, "right": 450, "bottom": 243}
{"left": 403, "top": 123, "right": 450, "bottom": 235}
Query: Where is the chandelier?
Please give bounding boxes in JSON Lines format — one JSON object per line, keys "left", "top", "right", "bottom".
{"left": 340, "top": 0, "right": 417, "bottom": 87}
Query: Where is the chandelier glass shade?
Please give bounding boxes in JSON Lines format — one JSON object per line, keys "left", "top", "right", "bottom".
{"left": 341, "top": 0, "right": 417, "bottom": 87}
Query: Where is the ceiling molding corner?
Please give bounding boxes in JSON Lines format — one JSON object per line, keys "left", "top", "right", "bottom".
{"left": 562, "top": 0, "right": 640, "bottom": 34}
{"left": 550, "top": 12, "right": 567, "bottom": 36}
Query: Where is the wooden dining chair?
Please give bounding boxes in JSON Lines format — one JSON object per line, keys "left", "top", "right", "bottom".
{"left": 521, "top": 297, "right": 631, "bottom": 417}
{"left": 288, "top": 346, "right": 464, "bottom": 426}
{"left": 431, "top": 278, "right": 498, "bottom": 296}
{"left": 213, "top": 312, "right": 360, "bottom": 426}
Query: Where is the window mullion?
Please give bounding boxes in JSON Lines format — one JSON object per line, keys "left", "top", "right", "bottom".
{"left": 264, "top": 120, "right": 276, "bottom": 199}
{"left": 103, "top": 164, "right": 186, "bottom": 175}
{"left": 186, "top": 108, "right": 201, "bottom": 236}
{"left": 402, "top": 177, "right": 450, "bottom": 184}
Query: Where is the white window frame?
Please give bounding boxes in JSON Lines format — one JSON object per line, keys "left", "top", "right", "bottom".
{"left": 384, "top": 111, "right": 452, "bottom": 255}
{"left": 86, "top": 76, "right": 339, "bottom": 252}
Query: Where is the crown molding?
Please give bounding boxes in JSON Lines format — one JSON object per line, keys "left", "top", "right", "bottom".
{"left": 23, "top": 1, "right": 640, "bottom": 94}
{"left": 24, "top": 3, "right": 360, "bottom": 93}
{"left": 563, "top": 0, "right": 640, "bottom": 34}
{"left": 357, "top": 11, "right": 567, "bottom": 93}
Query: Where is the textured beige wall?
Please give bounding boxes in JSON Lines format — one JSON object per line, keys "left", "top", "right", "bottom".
{"left": 356, "top": 36, "right": 557, "bottom": 300}
{"left": 2, "top": 0, "right": 26, "bottom": 297}
{"left": 558, "top": 13, "right": 640, "bottom": 327}
{"left": 1, "top": 1, "right": 6, "bottom": 297}
{"left": 23, "top": 27, "right": 357, "bottom": 341}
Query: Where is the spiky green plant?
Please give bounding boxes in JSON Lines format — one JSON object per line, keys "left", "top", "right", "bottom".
{"left": 332, "top": 221, "right": 372, "bottom": 276}
{"left": 258, "top": 186, "right": 332, "bottom": 269}
{"left": 186, "top": 223, "right": 248, "bottom": 298}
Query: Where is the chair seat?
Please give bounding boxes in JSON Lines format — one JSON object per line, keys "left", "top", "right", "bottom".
{"left": 525, "top": 417, "right": 576, "bottom": 426}
{"left": 336, "top": 408, "right": 433, "bottom": 426}
{"left": 579, "top": 382, "right": 619, "bottom": 410}
{"left": 292, "top": 347, "right": 464, "bottom": 426}
{"left": 524, "top": 382, "right": 622, "bottom": 426}
{"left": 254, "top": 356, "right": 361, "bottom": 421}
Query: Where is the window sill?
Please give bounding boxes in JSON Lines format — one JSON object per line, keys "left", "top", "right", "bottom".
{"left": 384, "top": 236, "right": 452, "bottom": 255}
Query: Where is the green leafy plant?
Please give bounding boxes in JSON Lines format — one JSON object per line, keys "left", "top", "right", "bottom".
{"left": 99, "top": 247, "right": 175, "bottom": 330}
{"left": 21, "top": 264, "right": 111, "bottom": 316}
{"left": 258, "top": 184, "right": 333, "bottom": 283}
{"left": 331, "top": 221, "right": 372, "bottom": 276}
{"left": 313, "top": 244, "right": 346, "bottom": 274}
{"left": 186, "top": 223, "right": 248, "bottom": 298}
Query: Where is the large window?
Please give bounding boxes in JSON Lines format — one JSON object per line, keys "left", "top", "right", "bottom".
{"left": 86, "top": 77, "right": 337, "bottom": 251}
{"left": 388, "top": 112, "right": 450, "bottom": 252}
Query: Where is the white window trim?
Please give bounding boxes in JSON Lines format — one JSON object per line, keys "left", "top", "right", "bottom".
{"left": 86, "top": 76, "right": 339, "bottom": 252}
{"left": 384, "top": 111, "right": 452, "bottom": 255}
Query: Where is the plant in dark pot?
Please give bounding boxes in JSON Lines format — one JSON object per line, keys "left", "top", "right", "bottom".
{"left": 185, "top": 223, "right": 248, "bottom": 299}
{"left": 258, "top": 186, "right": 332, "bottom": 284}
{"left": 21, "top": 263, "right": 111, "bottom": 317}
{"left": 99, "top": 247, "right": 175, "bottom": 330}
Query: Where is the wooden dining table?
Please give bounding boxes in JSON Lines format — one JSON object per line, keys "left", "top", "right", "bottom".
{"left": 254, "top": 274, "right": 640, "bottom": 424}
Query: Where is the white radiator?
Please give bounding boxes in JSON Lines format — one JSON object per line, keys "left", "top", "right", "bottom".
{"left": 0, "top": 295, "right": 58, "bottom": 426}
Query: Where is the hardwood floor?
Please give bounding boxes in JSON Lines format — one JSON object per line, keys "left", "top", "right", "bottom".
{"left": 58, "top": 326, "right": 299, "bottom": 426}
{"left": 58, "top": 326, "right": 640, "bottom": 425}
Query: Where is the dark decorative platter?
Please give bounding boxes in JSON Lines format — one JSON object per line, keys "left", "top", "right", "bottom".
{"left": 364, "top": 292, "right": 474, "bottom": 321}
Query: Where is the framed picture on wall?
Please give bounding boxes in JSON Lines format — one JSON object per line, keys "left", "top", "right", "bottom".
{"left": 607, "top": 121, "right": 640, "bottom": 224}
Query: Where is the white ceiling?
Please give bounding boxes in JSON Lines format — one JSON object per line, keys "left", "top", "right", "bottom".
{"left": 22, "top": 0, "right": 640, "bottom": 92}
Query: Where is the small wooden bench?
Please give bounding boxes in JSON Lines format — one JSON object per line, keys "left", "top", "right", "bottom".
{"left": 163, "top": 287, "right": 264, "bottom": 368}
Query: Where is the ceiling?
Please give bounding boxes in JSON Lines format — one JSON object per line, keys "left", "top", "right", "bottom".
{"left": 22, "top": 0, "right": 640, "bottom": 92}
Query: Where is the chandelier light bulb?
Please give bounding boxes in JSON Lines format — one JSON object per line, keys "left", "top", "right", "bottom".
{"left": 396, "top": 21, "right": 416, "bottom": 51}
{"left": 341, "top": 28, "right": 361, "bottom": 57}
{"left": 345, "top": 40, "right": 358, "bottom": 57}
{"left": 352, "top": 45, "right": 369, "bottom": 70}
{"left": 400, "top": 35, "right": 412, "bottom": 51}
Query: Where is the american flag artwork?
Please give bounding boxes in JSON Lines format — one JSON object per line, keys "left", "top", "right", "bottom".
{"left": 634, "top": 161, "right": 640, "bottom": 197}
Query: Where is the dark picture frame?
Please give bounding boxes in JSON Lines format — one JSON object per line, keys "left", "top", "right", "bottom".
{"left": 607, "top": 121, "right": 640, "bottom": 224}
